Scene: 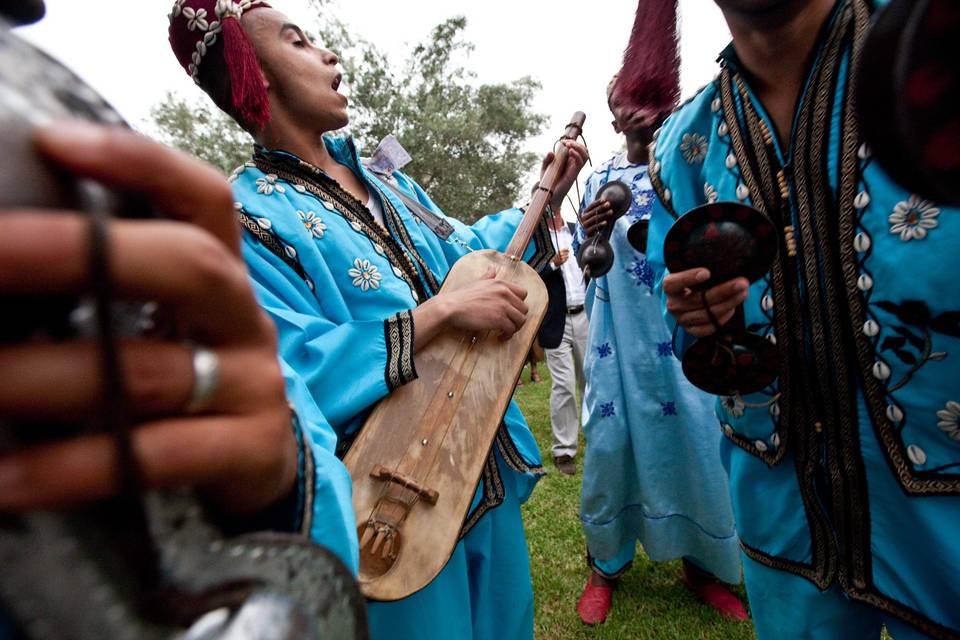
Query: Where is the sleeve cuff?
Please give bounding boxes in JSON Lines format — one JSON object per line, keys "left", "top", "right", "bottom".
{"left": 384, "top": 310, "right": 418, "bottom": 391}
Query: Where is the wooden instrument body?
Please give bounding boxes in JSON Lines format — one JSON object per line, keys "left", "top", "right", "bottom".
{"left": 343, "top": 249, "right": 548, "bottom": 601}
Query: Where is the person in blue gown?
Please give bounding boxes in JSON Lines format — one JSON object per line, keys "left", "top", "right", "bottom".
{"left": 645, "top": 0, "right": 960, "bottom": 637}
{"left": 572, "top": 77, "right": 745, "bottom": 626}
{"left": 167, "top": 3, "right": 587, "bottom": 639}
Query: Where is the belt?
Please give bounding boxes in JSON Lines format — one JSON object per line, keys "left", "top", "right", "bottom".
{"left": 566, "top": 305, "right": 584, "bottom": 315}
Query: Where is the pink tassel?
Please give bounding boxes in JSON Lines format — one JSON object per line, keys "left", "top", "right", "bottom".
{"left": 617, "top": 0, "right": 681, "bottom": 114}
{"left": 221, "top": 17, "right": 270, "bottom": 131}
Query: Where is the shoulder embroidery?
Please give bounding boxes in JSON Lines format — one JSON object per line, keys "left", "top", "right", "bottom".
{"left": 236, "top": 203, "right": 314, "bottom": 291}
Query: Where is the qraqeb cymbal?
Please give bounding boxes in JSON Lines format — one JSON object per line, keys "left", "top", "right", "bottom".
{"left": 858, "top": 0, "right": 960, "bottom": 205}
{"left": 664, "top": 202, "right": 779, "bottom": 396}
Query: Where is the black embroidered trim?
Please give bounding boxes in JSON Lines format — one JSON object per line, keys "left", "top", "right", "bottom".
{"left": 237, "top": 206, "right": 313, "bottom": 290}
{"left": 293, "top": 410, "right": 316, "bottom": 537}
{"left": 528, "top": 209, "right": 556, "bottom": 273}
{"left": 495, "top": 422, "right": 546, "bottom": 476}
{"left": 458, "top": 452, "right": 505, "bottom": 540}
{"left": 253, "top": 151, "right": 432, "bottom": 304}
{"left": 378, "top": 189, "right": 443, "bottom": 295}
{"left": 383, "top": 310, "right": 417, "bottom": 391}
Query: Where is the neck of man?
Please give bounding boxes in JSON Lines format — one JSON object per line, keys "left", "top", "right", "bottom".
{"left": 720, "top": 0, "right": 837, "bottom": 147}
{"left": 623, "top": 132, "right": 650, "bottom": 165}
{"left": 256, "top": 110, "right": 336, "bottom": 173}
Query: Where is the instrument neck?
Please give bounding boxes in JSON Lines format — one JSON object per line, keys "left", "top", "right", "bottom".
{"left": 505, "top": 146, "right": 570, "bottom": 260}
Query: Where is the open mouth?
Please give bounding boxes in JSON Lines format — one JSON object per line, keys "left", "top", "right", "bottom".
{"left": 332, "top": 74, "right": 342, "bottom": 92}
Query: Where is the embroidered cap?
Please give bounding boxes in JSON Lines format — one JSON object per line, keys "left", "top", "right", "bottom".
{"left": 613, "top": 0, "right": 681, "bottom": 117}
{"left": 168, "top": 0, "right": 271, "bottom": 130}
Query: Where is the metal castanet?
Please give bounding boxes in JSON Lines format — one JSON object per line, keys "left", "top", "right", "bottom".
{"left": 345, "top": 113, "right": 586, "bottom": 601}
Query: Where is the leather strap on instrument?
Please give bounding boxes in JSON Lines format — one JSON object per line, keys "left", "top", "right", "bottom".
{"left": 364, "top": 164, "right": 456, "bottom": 241}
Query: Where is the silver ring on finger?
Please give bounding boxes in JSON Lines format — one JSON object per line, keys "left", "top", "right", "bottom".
{"left": 187, "top": 345, "right": 220, "bottom": 414}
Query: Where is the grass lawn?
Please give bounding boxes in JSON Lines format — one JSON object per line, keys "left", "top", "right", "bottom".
{"left": 513, "top": 366, "right": 756, "bottom": 640}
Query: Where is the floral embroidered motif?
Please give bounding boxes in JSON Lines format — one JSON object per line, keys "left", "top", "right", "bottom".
{"left": 182, "top": 6, "right": 209, "bottom": 30}
{"left": 661, "top": 401, "right": 678, "bottom": 416}
{"left": 256, "top": 174, "right": 285, "bottom": 196}
{"left": 680, "top": 133, "right": 708, "bottom": 164}
{"left": 657, "top": 341, "right": 673, "bottom": 357}
{"left": 297, "top": 210, "right": 327, "bottom": 239}
{"left": 704, "top": 182, "right": 718, "bottom": 204}
{"left": 628, "top": 186, "right": 654, "bottom": 223}
{"left": 600, "top": 402, "right": 616, "bottom": 418}
{"left": 627, "top": 256, "right": 654, "bottom": 292}
{"left": 937, "top": 401, "right": 960, "bottom": 442}
{"left": 889, "top": 195, "right": 939, "bottom": 241}
{"left": 348, "top": 258, "right": 382, "bottom": 291}
{"left": 721, "top": 395, "right": 746, "bottom": 417}
{"left": 596, "top": 343, "right": 613, "bottom": 358}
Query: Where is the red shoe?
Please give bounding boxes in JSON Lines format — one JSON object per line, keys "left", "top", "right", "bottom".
{"left": 681, "top": 564, "right": 749, "bottom": 621}
{"left": 576, "top": 577, "right": 614, "bottom": 625}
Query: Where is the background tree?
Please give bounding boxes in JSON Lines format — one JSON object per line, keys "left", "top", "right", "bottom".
{"left": 150, "top": 92, "right": 252, "bottom": 174}
{"left": 150, "top": 11, "right": 545, "bottom": 223}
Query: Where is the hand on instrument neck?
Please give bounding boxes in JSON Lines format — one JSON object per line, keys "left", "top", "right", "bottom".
{"left": 540, "top": 139, "right": 589, "bottom": 211}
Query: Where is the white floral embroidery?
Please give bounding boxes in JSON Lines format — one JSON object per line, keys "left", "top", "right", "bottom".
{"left": 704, "top": 183, "right": 718, "bottom": 204}
{"left": 937, "top": 401, "right": 960, "bottom": 442}
{"left": 680, "top": 133, "right": 708, "bottom": 164}
{"left": 349, "top": 258, "right": 382, "bottom": 291}
{"left": 720, "top": 395, "right": 745, "bottom": 417}
{"left": 635, "top": 192, "right": 650, "bottom": 208}
{"left": 297, "top": 210, "right": 327, "bottom": 239}
{"left": 182, "top": 6, "right": 209, "bottom": 31}
{"left": 256, "top": 174, "right": 286, "bottom": 196}
{"left": 889, "top": 195, "right": 939, "bottom": 241}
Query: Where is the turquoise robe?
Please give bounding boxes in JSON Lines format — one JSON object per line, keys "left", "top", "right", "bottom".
{"left": 230, "top": 136, "right": 552, "bottom": 640}
{"left": 646, "top": 1, "right": 960, "bottom": 636}
{"left": 576, "top": 154, "right": 741, "bottom": 584}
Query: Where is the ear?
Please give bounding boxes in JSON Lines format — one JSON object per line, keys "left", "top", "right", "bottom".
{"left": 611, "top": 118, "right": 622, "bottom": 135}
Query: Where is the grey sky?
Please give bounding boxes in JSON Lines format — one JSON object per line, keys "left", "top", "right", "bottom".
{"left": 19, "top": 0, "right": 729, "bottom": 212}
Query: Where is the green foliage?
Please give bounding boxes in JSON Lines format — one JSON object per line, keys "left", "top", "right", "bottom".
{"left": 149, "top": 92, "right": 253, "bottom": 175}
{"left": 328, "top": 16, "right": 546, "bottom": 223}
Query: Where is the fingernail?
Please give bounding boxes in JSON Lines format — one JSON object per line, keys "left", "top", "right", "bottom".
{"left": 695, "top": 270, "right": 710, "bottom": 282}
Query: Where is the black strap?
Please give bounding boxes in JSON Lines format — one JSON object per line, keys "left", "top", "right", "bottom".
{"left": 363, "top": 164, "right": 455, "bottom": 240}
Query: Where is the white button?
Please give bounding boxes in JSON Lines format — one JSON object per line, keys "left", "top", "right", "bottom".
{"left": 863, "top": 320, "right": 880, "bottom": 337}
{"left": 736, "top": 184, "right": 750, "bottom": 201}
{"left": 256, "top": 217, "right": 272, "bottom": 229}
{"left": 722, "top": 423, "right": 734, "bottom": 436}
{"left": 770, "top": 402, "right": 781, "bottom": 417}
{"left": 762, "top": 295, "right": 774, "bottom": 311}
{"left": 857, "top": 274, "right": 873, "bottom": 291}
{"left": 651, "top": 161, "right": 660, "bottom": 174}
{"left": 725, "top": 153, "right": 737, "bottom": 169}
{"left": 664, "top": 189, "right": 672, "bottom": 202}
{"left": 767, "top": 333, "right": 778, "bottom": 345}
{"left": 886, "top": 404, "right": 903, "bottom": 423}
{"left": 854, "top": 191, "right": 870, "bottom": 209}
{"left": 711, "top": 98, "right": 721, "bottom": 113}
{"left": 755, "top": 440, "right": 768, "bottom": 452}
{"left": 284, "top": 245, "right": 297, "bottom": 258}
{"left": 872, "top": 361, "right": 891, "bottom": 380}
{"left": 854, "top": 232, "right": 871, "bottom": 253}
{"left": 718, "top": 122, "right": 729, "bottom": 137}
{"left": 771, "top": 433, "right": 781, "bottom": 448}
{"left": 907, "top": 444, "right": 926, "bottom": 466}
{"left": 858, "top": 143, "right": 871, "bottom": 160}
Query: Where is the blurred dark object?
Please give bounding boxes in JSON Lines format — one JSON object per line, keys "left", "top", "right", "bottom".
{"left": 0, "top": 17, "right": 368, "bottom": 640}
{"left": 0, "top": 0, "right": 44, "bottom": 25}
{"left": 627, "top": 219, "right": 649, "bottom": 254}
{"left": 664, "top": 202, "right": 779, "bottom": 396}
{"left": 858, "top": 0, "right": 960, "bottom": 205}
{"left": 577, "top": 180, "right": 631, "bottom": 280}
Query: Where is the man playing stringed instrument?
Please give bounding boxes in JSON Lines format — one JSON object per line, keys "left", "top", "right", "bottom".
{"left": 167, "top": 2, "right": 587, "bottom": 639}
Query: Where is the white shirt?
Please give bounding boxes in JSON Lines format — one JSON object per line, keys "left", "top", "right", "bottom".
{"left": 549, "top": 222, "right": 586, "bottom": 308}
{"left": 366, "top": 194, "right": 385, "bottom": 227}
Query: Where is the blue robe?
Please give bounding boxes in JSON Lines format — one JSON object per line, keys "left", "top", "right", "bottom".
{"left": 647, "top": 2, "right": 960, "bottom": 637}
{"left": 575, "top": 154, "right": 740, "bottom": 583}
{"left": 230, "top": 136, "right": 552, "bottom": 640}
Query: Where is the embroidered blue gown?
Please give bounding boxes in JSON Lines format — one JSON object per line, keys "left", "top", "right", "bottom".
{"left": 575, "top": 154, "right": 741, "bottom": 583}
{"left": 647, "top": 1, "right": 960, "bottom": 636}
{"left": 230, "top": 136, "right": 552, "bottom": 640}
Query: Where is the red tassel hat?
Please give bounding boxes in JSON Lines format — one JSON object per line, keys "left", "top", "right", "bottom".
{"left": 611, "top": 0, "right": 681, "bottom": 127}
{"left": 168, "top": 0, "right": 271, "bottom": 131}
